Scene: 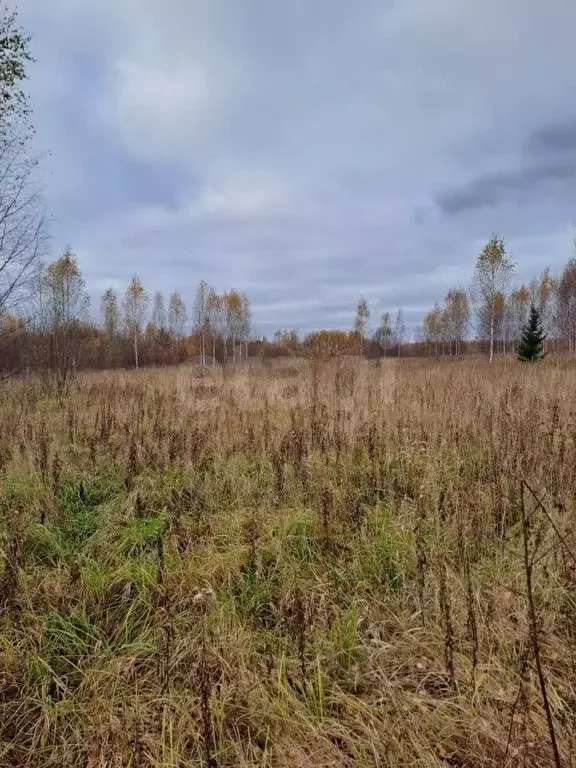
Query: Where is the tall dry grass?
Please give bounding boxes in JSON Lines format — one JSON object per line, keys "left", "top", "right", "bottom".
{"left": 0, "top": 357, "right": 575, "bottom": 767}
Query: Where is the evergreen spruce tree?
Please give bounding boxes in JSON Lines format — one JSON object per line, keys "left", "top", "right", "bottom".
{"left": 517, "top": 304, "right": 546, "bottom": 362}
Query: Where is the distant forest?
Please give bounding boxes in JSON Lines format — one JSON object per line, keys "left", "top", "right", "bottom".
{"left": 2, "top": 234, "right": 576, "bottom": 387}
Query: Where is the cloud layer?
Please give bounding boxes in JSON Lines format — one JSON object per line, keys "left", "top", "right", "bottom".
{"left": 18, "top": 0, "right": 576, "bottom": 335}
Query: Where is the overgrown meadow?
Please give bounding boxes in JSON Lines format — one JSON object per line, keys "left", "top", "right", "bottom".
{"left": 1, "top": 358, "right": 575, "bottom": 767}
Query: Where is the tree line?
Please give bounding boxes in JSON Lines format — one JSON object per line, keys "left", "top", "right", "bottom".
{"left": 0, "top": 247, "right": 255, "bottom": 388}
{"left": 3, "top": 233, "right": 576, "bottom": 386}
{"left": 346, "top": 234, "right": 576, "bottom": 360}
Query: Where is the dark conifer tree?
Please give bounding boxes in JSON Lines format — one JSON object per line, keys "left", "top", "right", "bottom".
{"left": 517, "top": 304, "right": 546, "bottom": 362}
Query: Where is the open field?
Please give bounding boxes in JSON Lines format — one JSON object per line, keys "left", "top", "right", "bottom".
{"left": 1, "top": 359, "right": 576, "bottom": 767}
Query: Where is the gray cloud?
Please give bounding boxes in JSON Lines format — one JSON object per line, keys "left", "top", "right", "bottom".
{"left": 437, "top": 162, "right": 576, "bottom": 215}
{"left": 528, "top": 117, "right": 576, "bottom": 156}
{"left": 435, "top": 112, "right": 576, "bottom": 217}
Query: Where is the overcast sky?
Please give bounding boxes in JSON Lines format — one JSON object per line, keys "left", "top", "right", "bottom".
{"left": 17, "top": 0, "right": 576, "bottom": 336}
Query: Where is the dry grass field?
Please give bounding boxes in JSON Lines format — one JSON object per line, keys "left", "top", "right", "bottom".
{"left": 1, "top": 358, "right": 576, "bottom": 767}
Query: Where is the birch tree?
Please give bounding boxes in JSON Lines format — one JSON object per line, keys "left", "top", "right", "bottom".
{"left": 124, "top": 275, "right": 148, "bottom": 369}
{"left": 193, "top": 280, "right": 209, "bottom": 365}
{"left": 100, "top": 287, "right": 119, "bottom": 367}
{"left": 423, "top": 303, "right": 443, "bottom": 357}
{"left": 557, "top": 258, "right": 576, "bottom": 354}
{"left": 0, "top": 7, "right": 33, "bottom": 135}
{"left": 152, "top": 290, "right": 166, "bottom": 333}
{"left": 353, "top": 297, "right": 370, "bottom": 355}
{"left": 206, "top": 286, "right": 221, "bottom": 365}
{"left": 471, "top": 234, "right": 514, "bottom": 362}
{"left": 239, "top": 292, "right": 252, "bottom": 360}
{"left": 392, "top": 308, "right": 405, "bottom": 356}
{"left": 231, "top": 290, "right": 245, "bottom": 363}
{"left": 168, "top": 290, "right": 187, "bottom": 361}
{"left": 509, "top": 285, "right": 530, "bottom": 350}
{"left": 0, "top": 9, "right": 47, "bottom": 345}
{"left": 41, "top": 247, "right": 89, "bottom": 392}
{"left": 101, "top": 287, "right": 119, "bottom": 339}
{"left": 374, "top": 310, "right": 392, "bottom": 356}
{"left": 443, "top": 288, "right": 469, "bottom": 355}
